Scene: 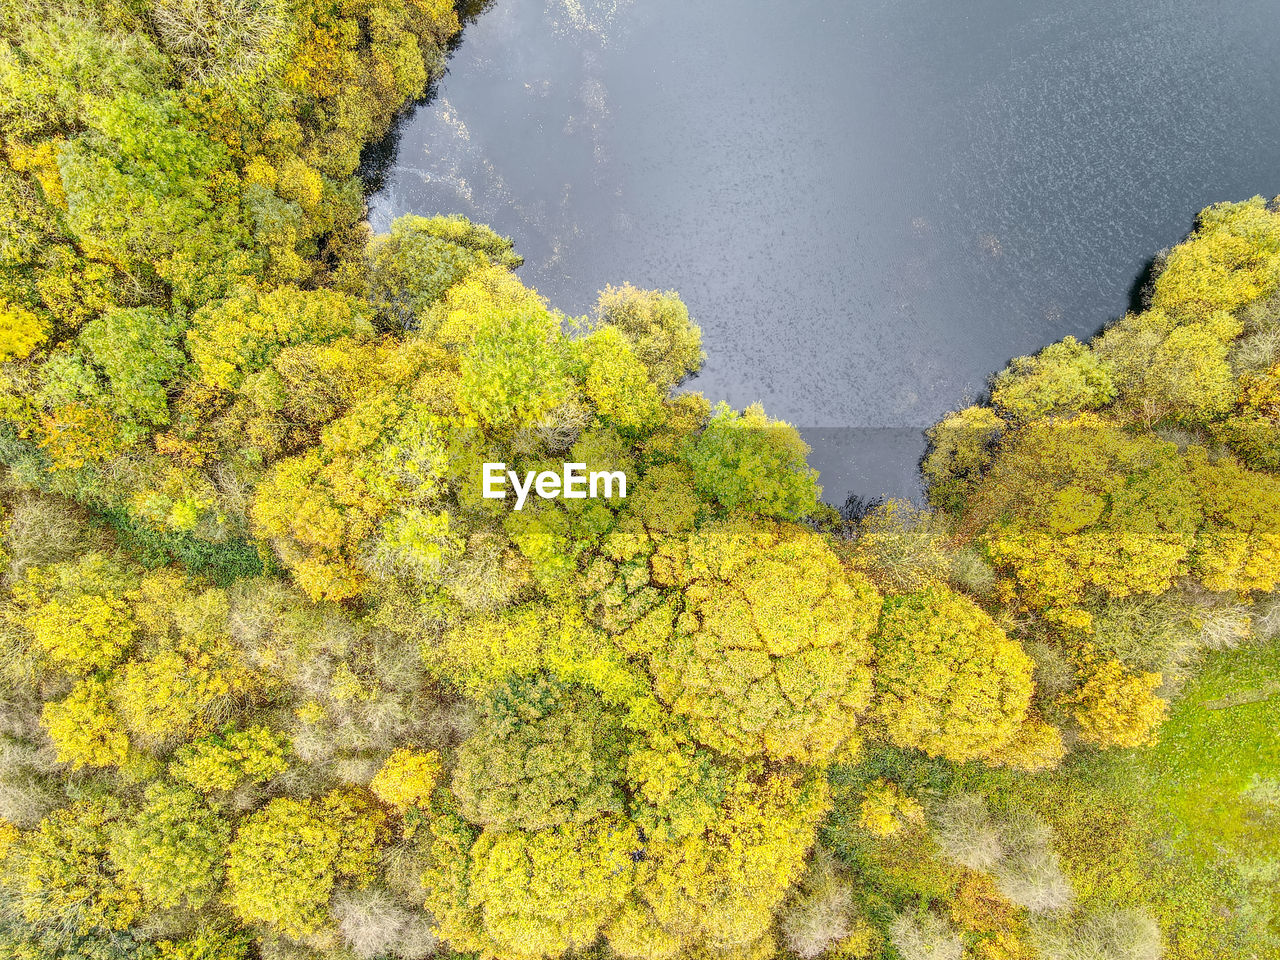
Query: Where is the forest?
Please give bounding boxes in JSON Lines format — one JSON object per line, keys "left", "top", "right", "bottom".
{"left": 0, "top": 1, "right": 1277, "bottom": 959}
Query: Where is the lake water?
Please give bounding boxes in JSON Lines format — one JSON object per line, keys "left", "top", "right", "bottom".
{"left": 368, "top": 0, "right": 1280, "bottom": 504}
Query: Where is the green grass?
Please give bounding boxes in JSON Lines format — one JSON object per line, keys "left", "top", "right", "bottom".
{"left": 980, "top": 640, "right": 1280, "bottom": 958}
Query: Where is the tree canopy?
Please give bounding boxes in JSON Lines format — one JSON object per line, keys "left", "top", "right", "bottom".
{"left": 0, "top": 2, "right": 1276, "bottom": 958}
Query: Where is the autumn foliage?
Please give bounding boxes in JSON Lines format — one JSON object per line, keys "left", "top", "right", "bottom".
{"left": 0, "top": 1, "right": 1276, "bottom": 958}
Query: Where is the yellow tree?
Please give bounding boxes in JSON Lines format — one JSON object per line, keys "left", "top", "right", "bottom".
{"left": 225, "top": 792, "right": 386, "bottom": 939}
{"left": 965, "top": 414, "right": 1199, "bottom": 628}
{"left": 1063, "top": 652, "right": 1167, "bottom": 748}
{"left": 648, "top": 518, "right": 882, "bottom": 763}
{"left": 464, "top": 818, "right": 639, "bottom": 959}
{"left": 871, "top": 586, "right": 1034, "bottom": 764}
{"left": 1186, "top": 447, "right": 1280, "bottom": 593}
{"left": 608, "top": 768, "right": 830, "bottom": 960}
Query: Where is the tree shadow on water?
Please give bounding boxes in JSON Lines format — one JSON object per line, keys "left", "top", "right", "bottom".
{"left": 1125, "top": 250, "right": 1168, "bottom": 319}
{"left": 357, "top": 0, "right": 498, "bottom": 195}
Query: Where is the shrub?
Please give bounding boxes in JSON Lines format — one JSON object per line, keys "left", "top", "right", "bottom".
{"left": 1089, "top": 594, "right": 1200, "bottom": 674}
{"left": 370, "top": 747, "right": 442, "bottom": 811}
{"left": 150, "top": 0, "right": 289, "bottom": 85}
{"left": 155, "top": 926, "right": 253, "bottom": 960}
{"left": 889, "top": 912, "right": 964, "bottom": 960}
{"left": 986, "top": 716, "right": 1066, "bottom": 773}
{"left": 858, "top": 779, "right": 924, "bottom": 838}
{"left": 949, "top": 871, "right": 1023, "bottom": 937}
{"left": 779, "top": 852, "right": 880, "bottom": 959}
{"left": 170, "top": 725, "right": 290, "bottom": 791}
{"left": 1031, "top": 908, "right": 1163, "bottom": 960}
{"left": 0, "top": 774, "right": 59, "bottom": 828}
{"left": 923, "top": 406, "right": 1005, "bottom": 512}
{"left": 932, "top": 794, "right": 1004, "bottom": 872}
{"left": 990, "top": 813, "right": 1073, "bottom": 914}
{"left": 2, "top": 494, "right": 91, "bottom": 576}
{"left": 332, "top": 887, "right": 438, "bottom": 959}
{"left": 850, "top": 498, "right": 952, "bottom": 593}
{"left": 948, "top": 545, "right": 997, "bottom": 597}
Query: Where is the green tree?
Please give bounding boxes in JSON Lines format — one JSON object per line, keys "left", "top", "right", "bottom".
{"left": 574, "top": 325, "right": 663, "bottom": 435}
{"left": 624, "top": 733, "right": 732, "bottom": 842}
{"left": 366, "top": 214, "right": 521, "bottom": 329}
{"left": 594, "top": 284, "right": 703, "bottom": 393}
{"left": 965, "top": 414, "right": 1199, "bottom": 628}
{"left": 111, "top": 580, "right": 259, "bottom": 747}
{"left": 992, "top": 336, "right": 1115, "bottom": 422}
{"left": 0, "top": 298, "right": 48, "bottom": 362}
{"left": 251, "top": 354, "right": 453, "bottom": 600}
{"left": 682, "top": 402, "right": 820, "bottom": 520}
{"left": 0, "top": 7, "right": 166, "bottom": 139}
{"left": 451, "top": 674, "right": 627, "bottom": 829}
{"left": 58, "top": 92, "right": 254, "bottom": 305}
{"left": 1186, "top": 447, "right": 1280, "bottom": 593}
{"left": 186, "top": 285, "right": 374, "bottom": 392}
{"left": 370, "top": 747, "right": 442, "bottom": 811}
{"left": 455, "top": 302, "right": 571, "bottom": 434}
{"left": 1148, "top": 197, "right": 1280, "bottom": 320}
{"left": 76, "top": 306, "right": 186, "bottom": 435}
{"left": 109, "top": 784, "right": 230, "bottom": 910}
{"left": 1093, "top": 308, "right": 1241, "bottom": 421}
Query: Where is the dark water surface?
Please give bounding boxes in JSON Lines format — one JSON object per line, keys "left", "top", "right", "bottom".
{"left": 369, "top": 0, "right": 1280, "bottom": 502}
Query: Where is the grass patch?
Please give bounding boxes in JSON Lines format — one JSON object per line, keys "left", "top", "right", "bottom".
{"left": 977, "top": 640, "right": 1280, "bottom": 959}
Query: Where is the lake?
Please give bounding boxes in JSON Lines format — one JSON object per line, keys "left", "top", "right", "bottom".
{"left": 367, "top": 0, "right": 1280, "bottom": 504}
